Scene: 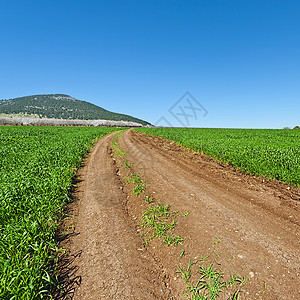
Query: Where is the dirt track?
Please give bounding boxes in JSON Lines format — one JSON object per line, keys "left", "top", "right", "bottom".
{"left": 65, "top": 130, "right": 300, "bottom": 299}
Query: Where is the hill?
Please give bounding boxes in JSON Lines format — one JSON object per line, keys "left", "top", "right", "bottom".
{"left": 0, "top": 94, "right": 150, "bottom": 125}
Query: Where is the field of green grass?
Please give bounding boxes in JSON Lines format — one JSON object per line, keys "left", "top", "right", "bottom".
{"left": 136, "top": 128, "right": 300, "bottom": 186}
{"left": 0, "top": 126, "right": 118, "bottom": 299}
{"left": 1, "top": 125, "right": 299, "bottom": 298}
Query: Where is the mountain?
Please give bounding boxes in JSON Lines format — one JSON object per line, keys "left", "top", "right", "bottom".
{"left": 0, "top": 94, "right": 150, "bottom": 125}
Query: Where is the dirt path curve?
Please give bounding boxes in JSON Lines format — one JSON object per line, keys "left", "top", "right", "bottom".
{"left": 67, "top": 132, "right": 177, "bottom": 299}
{"left": 118, "top": 130, "right": 300, "bottom": 300}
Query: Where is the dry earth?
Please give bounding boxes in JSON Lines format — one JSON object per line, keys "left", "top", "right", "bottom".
{"left": 61, "top": 129, "right": 300, "bottom": 299}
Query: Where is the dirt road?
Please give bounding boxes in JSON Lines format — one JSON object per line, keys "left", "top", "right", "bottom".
{"left": 65, "top": 130, "right": 299, "bottom": 299}
{"left": 63, "top": 131, "right": 177, "bottom": 299}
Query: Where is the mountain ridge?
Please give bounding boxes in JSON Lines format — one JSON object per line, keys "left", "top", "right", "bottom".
{"left": 0, "top": 94, "right": 150, "bottom": 125}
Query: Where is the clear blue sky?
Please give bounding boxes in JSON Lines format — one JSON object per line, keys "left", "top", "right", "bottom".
{"left": 1, "top": 0, "right": 299, "bottom": 128}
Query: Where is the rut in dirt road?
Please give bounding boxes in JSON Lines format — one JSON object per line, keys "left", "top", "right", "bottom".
{"left": 118, "top": 130, "right": 300, "bottom": 300}
{"left": 66, "top": 132, "right": 179, "bottom": 300}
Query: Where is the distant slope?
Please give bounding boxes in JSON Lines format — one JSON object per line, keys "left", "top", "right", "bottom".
{"left": 0, "top": 94, "right": 150, "bottom": 125}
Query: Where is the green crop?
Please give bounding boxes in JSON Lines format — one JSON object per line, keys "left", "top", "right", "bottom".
{"left": 0, "top": 126, "right": 118, "bottom": 299}
{"left": 136, "top": 128, "right": 300, "bottom": 186}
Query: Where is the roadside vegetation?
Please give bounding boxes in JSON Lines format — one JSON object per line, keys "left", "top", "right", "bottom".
{"left": 136, "top": 128, "right": 300, "bottom": 186}
{"left": 0, "top": 126, "right": 118, "bottom": 299}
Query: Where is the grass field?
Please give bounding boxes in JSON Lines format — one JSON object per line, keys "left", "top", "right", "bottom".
{"left": 136, "top": 128, "right": 300, "bottom": 186}
{"left": 0, "top": 126, "right": 118, "bottom": 299}
{"left": 1, "top": 126, "right": 299, "bottom": 299}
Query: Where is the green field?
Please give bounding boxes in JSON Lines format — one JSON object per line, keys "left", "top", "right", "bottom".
{"left": 136, "top": 128, "right": 300, "bottom": 186}
{"left": 1, "top": 126, "right": 299, "bottom": 298}
{"left": 0, "top": 126, "right": 118, "bottom": 299}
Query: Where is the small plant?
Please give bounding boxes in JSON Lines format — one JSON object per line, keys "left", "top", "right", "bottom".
{"left": 178, "top": 259, "right": 247, "bottom": 300}
{"left": 133, "top": 182, "right": 146, "bottom": 195}
{"left": 143, "top": 195, "right": 154, "bottom": 204}
{"left": 127, "top": 173, "right": 143, "bottom": 184}
{"left": 180, "top": 248, "right": 186, "bottom": 257}
{"left": 212, "top": 238, "right": 221, "bottom": 250}
{"left": 168, "top": 235, "right": 184, "bottom": 246}
{"left": 126, "top": 173, "right": 146, "bottom": 195}
{"left": 140, "top": 203, "right": 183, "bottom": 246}
{"left": 123, "top": 160, "right": 131, "bottom": 168}
{"left": 114, "top": 149, "right": 126, "bottom": 157}
{"left": 178, "top": 260, "right": 194, "bottom": 284}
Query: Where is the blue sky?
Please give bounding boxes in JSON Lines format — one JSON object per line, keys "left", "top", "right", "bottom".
{"left": 0, "top": 0, "right": 299, "bottom": 128}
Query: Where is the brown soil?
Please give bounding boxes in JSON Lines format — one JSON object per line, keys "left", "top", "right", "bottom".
{"left": 62, "top": 129, "right": 300, "bottom": 299}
